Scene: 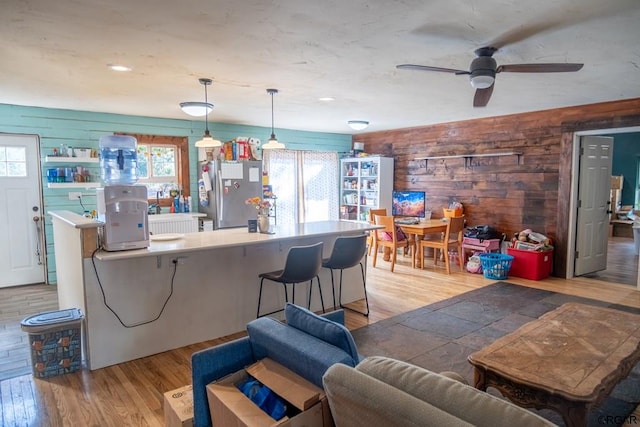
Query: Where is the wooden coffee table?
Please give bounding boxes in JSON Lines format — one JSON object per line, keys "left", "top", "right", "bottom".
{"left": 468, "top": 302, "right": 640, "bottom": 427}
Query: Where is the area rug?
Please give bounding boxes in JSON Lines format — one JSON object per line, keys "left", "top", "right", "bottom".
{"left": 351, "top": 282, "right": 640, "bottom": 426}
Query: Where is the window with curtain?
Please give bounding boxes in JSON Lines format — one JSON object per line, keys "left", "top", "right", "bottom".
{"left": 263, "top": 150, "right": 339, "bottom": 226}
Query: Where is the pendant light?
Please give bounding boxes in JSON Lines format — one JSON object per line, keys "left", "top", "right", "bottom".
{"left": 262, "top": 88, "right": 285, "bottom": 150}
{"left": 194, "top": 78, "right": 222, "bottom": 148}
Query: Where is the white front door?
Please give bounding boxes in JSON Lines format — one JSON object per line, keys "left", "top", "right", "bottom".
{"left": 0, "top": 134, "right": 45, "bottom": 287}
{"left": 574, "top": 136, "right": 614, "bottom": 276}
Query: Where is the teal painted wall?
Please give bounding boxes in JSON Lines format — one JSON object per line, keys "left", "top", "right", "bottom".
{"left": 607, "top": 132, "right": 640, "bottom": 207}
{"left": 0, "top": 104, "right": 351, "bottom": 284}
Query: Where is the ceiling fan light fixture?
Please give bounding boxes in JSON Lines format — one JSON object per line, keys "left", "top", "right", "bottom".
{"left": 193, "top": 78, "right": 221, "bottom": 148}
{"left": 470, "top": 74, "right": 495, "bottom": 89}
{"left": 348, "top": 120, "right": 369, "bottom": 131}
{"left": 180, "top": 101, "right": 213, "bottom": 117}
{"left": 263, "top": 88, "right": 285, "bottom": 150}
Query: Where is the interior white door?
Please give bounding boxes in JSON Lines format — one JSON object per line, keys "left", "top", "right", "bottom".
{"left": 0, "top": 134, "right": 45, "bottom": 287}
{"left": 574, "top": 136, "right": 614, "bottom": 276}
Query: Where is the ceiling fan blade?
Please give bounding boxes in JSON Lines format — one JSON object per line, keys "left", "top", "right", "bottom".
{"left": 473, "top": 85, "right": 494, "bottom": 107}
{"left": 396, "top": 64, "right": 469, "bottom": 74}
{"left": 497, "top": 63, "right": 584, "bottom": 73}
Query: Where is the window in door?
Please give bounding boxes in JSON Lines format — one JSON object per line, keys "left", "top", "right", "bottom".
{"left": 0, "top": 145, "right": 27, "bottom": 177}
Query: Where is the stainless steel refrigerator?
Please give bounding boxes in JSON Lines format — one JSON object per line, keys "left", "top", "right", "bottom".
{"left": 198, "top": 160, "right": 263, "bottom": 229}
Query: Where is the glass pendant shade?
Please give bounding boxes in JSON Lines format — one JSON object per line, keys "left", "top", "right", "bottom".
{"left": 195, "top": 130, "right": 222, "bottom": 148}
{"left": 262, "top": 135, "right": 285, "bottom": 150}
{"left": 263, "top": 88, "right": 285, "bottom": 150}
{"left": 193, "top": 78, "right": 221, "bottom": 148}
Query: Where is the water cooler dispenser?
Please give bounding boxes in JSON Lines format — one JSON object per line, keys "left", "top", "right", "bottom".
{"left": 97, "top": 135, "right": 149, "bottom": 251}
{"left": 100, "top": 135, "right": 138, "bottom": 185}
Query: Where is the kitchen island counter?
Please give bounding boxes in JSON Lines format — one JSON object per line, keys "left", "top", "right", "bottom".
{"left": 96, "top": 220, "right": 377, "bottom": 260}
{"left": 50, "top": 211, "right": 378, "bottom": 370}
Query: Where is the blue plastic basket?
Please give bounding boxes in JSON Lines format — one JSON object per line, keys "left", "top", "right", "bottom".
{"left": 478, "top": 253, "right": 514, "bottom": 280}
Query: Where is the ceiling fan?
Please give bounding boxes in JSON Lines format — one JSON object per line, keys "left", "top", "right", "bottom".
{"left": 397, "top": 47, "right": 583, "bottom": 107}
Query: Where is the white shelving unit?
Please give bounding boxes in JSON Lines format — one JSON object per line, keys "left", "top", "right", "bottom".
{"left": 340, "top": 156, "right": 394, "bottom": 222}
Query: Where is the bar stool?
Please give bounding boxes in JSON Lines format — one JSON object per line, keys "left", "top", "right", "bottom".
{"left": 322, "top": 234, "right": 369, "bottom": 316}
{"left": 257, "top": 242, "right": 325, "bottom": 318}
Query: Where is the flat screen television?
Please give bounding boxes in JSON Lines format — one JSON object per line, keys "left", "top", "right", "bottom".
{"left": 392, "top": 191, "right": 426, "bottom": 217}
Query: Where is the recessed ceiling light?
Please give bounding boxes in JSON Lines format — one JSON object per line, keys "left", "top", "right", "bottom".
{"left": 318, "top": 97, "right": 335, "bottom": 102}
{"left": 107, "top": 64, "right": 132, "bottom": 72}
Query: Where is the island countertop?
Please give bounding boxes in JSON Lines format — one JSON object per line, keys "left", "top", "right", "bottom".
{"left": 95, "top": 220, "right": 380, "bottom": 260}
{"left": 49, "top": 213, "right": 380, "bottom": 370}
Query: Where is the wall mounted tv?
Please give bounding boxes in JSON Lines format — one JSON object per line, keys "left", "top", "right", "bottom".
{"left": 392, "top": 191, "right": 426, "bottom": 217}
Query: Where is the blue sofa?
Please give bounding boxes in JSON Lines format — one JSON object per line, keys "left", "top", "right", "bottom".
{"left": 191, "top": 303, "right": 361, "bottom": 427}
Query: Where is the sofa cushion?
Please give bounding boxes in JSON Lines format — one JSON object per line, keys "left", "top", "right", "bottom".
{"left": 323, "top": 362, "right": 475, "bottom": 427}
{"left": 247, "top": 316, "right": 356, "bottom": 388}
{"left": 284, "top": 303, "right": 359, "bottom": 362}
{"left": 356, "top": 357, "right": 555, "bottom": 427}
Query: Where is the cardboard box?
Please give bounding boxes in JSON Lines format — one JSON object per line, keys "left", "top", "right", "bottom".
{"left": 507, "top": 248, "right": 553, "bottom": 281}
{"left": 443, "top": 207, "right": 463, "bottom": 218}
{"left": 611, "top": 175, "right": 624, "bottom": 190}
{"left": 164, "top": 385, "right": 194, "bottom": 427}
{"left": 206, "top": 358, "right": 332, "bottom": 427}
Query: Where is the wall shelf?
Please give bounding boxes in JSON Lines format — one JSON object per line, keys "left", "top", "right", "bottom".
{"left": 45, "top": 156, "right": 99, "bottom": 163}
{"left": 47, "top": 182, "right": 100, "bottom": 189}
{"left": 416, "top": 152, "right": 522, "bottom": 169}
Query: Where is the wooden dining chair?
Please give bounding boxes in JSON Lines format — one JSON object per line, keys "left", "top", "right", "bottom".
{"left": 419, "top": 216, "right": 465, "bottom": 274}
{"left": 367, "top": 208, "right": 387, "bottom": 256}
{"left": 372, "top": 215, "right": 414, "bottom": 272}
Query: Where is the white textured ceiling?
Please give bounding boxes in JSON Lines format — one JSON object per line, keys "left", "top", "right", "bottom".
{"left": 1, "top": 0, "right": 639, "bottom": 134}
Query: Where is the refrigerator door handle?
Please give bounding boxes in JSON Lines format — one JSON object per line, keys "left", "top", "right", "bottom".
{"left": 216, "top": 168, "right": 224, "bottom": 225}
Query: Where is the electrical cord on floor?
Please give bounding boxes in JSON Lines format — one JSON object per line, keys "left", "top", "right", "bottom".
{"left": 90, "top": 246, "right": 178, "bottom": 328}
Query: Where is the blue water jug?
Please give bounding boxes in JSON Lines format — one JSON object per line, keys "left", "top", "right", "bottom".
{"left": 99, "top": 135, "right": 138, "bottom": 185}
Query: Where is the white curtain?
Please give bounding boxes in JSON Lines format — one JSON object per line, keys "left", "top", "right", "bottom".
{"left": 263, "top": 150, "right": 339, "bottom": 226}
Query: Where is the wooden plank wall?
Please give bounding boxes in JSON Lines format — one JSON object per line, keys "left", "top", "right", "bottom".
{"left": 353, "top": 98, "right": 640, "bottom": 277}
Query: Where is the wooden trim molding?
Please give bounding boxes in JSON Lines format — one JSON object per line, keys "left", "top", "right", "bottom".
{"left": 117, "top": 133, "right": 190, "bottom": 207}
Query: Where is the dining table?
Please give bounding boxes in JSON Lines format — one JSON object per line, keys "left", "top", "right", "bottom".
{"left": 397, "top": 218, "right": 449, "bottom": 268}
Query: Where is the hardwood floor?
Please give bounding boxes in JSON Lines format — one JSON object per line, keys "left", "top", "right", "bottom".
{"left": 581, "top": 236, "right": 638, "bottom": 286}
{"left": 0, "top": 285, "right": 59, "bottom": 381}
{"left": 1, "top": 240, "right": 639, "bottom": 427}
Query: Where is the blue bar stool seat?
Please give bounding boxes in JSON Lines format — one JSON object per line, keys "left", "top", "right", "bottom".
{"left": 322, "top": 235, "right": 369, "bottom": 316}
{"left": 257, "top": 242, "right": 325, "bottom": 318}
